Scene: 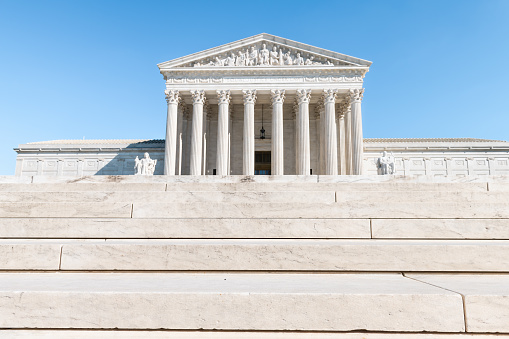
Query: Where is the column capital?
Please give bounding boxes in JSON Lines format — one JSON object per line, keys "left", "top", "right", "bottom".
{"left": 242, "top": 89, "right": 257, "bottom": 104}
{"left": 296, "top": 89, "right": 311, "bottom": 104}
{"left": 165, "top": 90, "right": 180, "bottom": 104}
{"left": 270, "top": 89, "right": 285, "bottom": 104}
{"left": 349, "top": 88, "right": 364, "bottom": 102}
{"left": 323, "top": 89, "right": 338, "bottom": 104}
{"left": 217, "top": 90, "right": 231, "bottom": 104}
{"left": 191, "top": 90, "right": 206, "bottom": 104}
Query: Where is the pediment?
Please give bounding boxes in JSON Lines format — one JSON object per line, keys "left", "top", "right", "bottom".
{"left": 158, "top": 33, "right": 372, "bottom": 70}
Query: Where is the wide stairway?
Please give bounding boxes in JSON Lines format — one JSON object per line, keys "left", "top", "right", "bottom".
{"left": 1, "top": 175, "right": 508, "bottom": 338}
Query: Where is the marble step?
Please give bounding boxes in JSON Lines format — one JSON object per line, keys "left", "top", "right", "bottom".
{"left": 1, "top": 201, "right": 508, "bottom": 219}
{"left": 0, "top": 272, "right": 465, "bottom": 332}
{"left": 372, "top": 218, "right": 509, "bottom": 239}
{"left": 1, "top": 218, "right": 507, "bottom": 240}
{"left": 2, "top": 239, "right": 509, "bottom": 272}
{"left": 336, "top": 191, "right": 509, "bottom": 203}
{"left": 406, "top": 274, "right": 509, "bottom": 333}
{"left": 0, "top": 202, "right": 132, "bottom": 218}
{"left": 0, "top": 218, "right": 371, "bottom": 239}
{"left": 132, "top": 202, "right": 509, "bottom": 219}
{"left": 0, "top": 190, "right": 507, "bottom": 204}
{"left": 0, "top": 182, "right": 491, "bottom": 192}
{"left": 1, "top": 332, "right": 502, "bottom": 339}
{"left": 0, "top": 191, "right": 336, "bottom": 203}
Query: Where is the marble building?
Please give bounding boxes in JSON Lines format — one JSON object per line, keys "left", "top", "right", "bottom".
{"left": 14, "top": 34, "right": 509, "bottom": 176}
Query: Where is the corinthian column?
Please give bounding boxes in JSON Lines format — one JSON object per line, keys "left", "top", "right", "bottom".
{"left": 337, "top": 103, "right": 348, "bottom": 175}
{"left": 323, "top": 89, "right": 338, "bottom": 175}
{"left": 271, "top": 89, "right": 285, "bottom": 175}
{"left": 216, "top": 90, "right": 230, "bottom": 176}
{"left": 344, "top": 96, "right": 352, "bottom": 175}
{"left": 190, "top": 90, "right": 205, "bottom": 175}
{"left": 242, "top": 90, "right": 256, "bottom": 175}
{"left": 350, "top": 88, "right": 365, "bottom": 175}
{"left": 164, "top": 90, "right": 180, "bottom": 175}
{"left": 296, "top": 89, "right": 311, "bottom": 175}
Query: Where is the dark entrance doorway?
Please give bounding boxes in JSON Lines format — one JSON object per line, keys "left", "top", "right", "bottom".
{"left": 255, "top": 151, "right": 271, "bottom": 175}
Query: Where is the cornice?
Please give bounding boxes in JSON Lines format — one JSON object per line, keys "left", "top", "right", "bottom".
{"left": 162, "top": 66, "right": 369, "bottom": 79}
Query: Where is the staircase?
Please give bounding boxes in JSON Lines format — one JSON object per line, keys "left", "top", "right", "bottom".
{"left": 1, "top": 175, "right": 508, "bottom": 338}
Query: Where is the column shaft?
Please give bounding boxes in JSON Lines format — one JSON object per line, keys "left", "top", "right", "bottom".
{"left": 271, "top": 89, "right": 285, "bottom": 175}
{"left": 176, "top": 103, "right": 185, "bottom": 175}
{"left": 296, "top": 89, "right": 311, "bottom": 175}
{"left": 323, "top": 89, "right": 338, "bottom": 175}
{"left": 344, "top": 100, "right": 352, "bottom": 175}
{"left": 319, "top": 108, "right": 325, "bottom": 174}
{"left": 190, "top": 90, "right": 205, "bottom": 175}
{"left": 216, "top": 90, "right": 230, "bottom": 176}
{"left": 242, "top": 90, "right": 256, "bottom": 175}
{"left": 338, "top": 113, "right": 346, "bottom": 175}
{"left": 164, "top": 90, "right": 179, "bottom": 175}
{"left": 350, "top": 89, "right": 365, "bottom": 175}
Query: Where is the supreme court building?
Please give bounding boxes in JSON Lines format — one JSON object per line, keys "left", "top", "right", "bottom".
{"left": 14, "top": 34, "right": 509, "bottom": 176}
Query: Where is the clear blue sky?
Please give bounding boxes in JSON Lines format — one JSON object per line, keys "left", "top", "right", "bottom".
{"left": 1, "top": 0, "right": 508, "bottom": 175}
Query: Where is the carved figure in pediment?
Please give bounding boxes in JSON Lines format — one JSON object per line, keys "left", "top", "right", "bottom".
{"left": 270, "top": 46, "right": 281, "bottom": 65}
{"left": 305, "top": 56, "right": 314, "bottom": 65}
{"left": 214, "top": 56, "right": 224, "bottom": 66}
{"left": 283, "top": 51, "right": 293, "bottom": 65}
{"left": 226, "top": 52, "right": 236, "bottom": 66}
{"left": 294, "top": 53, "right": 304, "bottom": 65}
{"left": 248, "top": 46, "right": 258, "bottom": 66}
{"left": 235, "top": 50, "right": 245, "bottom": 66}
{"left": 259, "top": 44, "right": 270, "bottom": 65}
{"left": 326, "top": 60, "right": 334, "bottom": 66}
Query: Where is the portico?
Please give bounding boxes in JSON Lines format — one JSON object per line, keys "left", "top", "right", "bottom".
{"left": 158, "top": 33, "right": 371, "bottom": 175}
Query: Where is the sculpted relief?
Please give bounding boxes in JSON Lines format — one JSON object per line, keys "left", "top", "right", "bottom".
{"left": 188, "top": 43, "right": 338, "bottom": 68}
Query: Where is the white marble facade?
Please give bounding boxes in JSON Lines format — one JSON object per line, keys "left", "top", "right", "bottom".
{"left": 13, "top": 34, "right": 509, "bottom": 177}
{"left": 14, "top": 138, "right": 509, "bottom": 177}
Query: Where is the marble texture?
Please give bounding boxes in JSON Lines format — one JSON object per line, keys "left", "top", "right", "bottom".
{"left": 0, "top": 273, "right": 464, "bottom": 332}
{"left": 408, "top": 274, "right": 509, "bottom": 333}
{"left": 58, "top": 239, "right": 509, "bottom": 271}
{"left": 0, "top": 332, "right": 503, "bottom": 339}
{"left": 132, "top": 202, "right": 509, "bottom": 218}
{"left": 0, "top": 218, "right": 370, "bottom": 239}
{"left": 0, "top": 241, "right": 61, "bottom": 270}
{"left": 0, "top": 190, "right": 336, "bottom": 203}
{"left": 0, "top": 182, "right": 166, "bottom": 192}
{"left": 336, "top": 191, "right": 508, "bottom": 203}
{"left": 0, "top": 202, "right": 131, "bottom": 218}
{"left": 372, "top": 219, "right": 509, "bottom": 239}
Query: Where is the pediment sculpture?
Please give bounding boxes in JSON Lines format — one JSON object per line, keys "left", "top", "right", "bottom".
{"left": 188, "top": 43, "right": 338, "bottom": 68}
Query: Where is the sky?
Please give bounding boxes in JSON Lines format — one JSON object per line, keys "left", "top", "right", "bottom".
{"left": 0, "top": 0, "right": 508, "bottom": 175}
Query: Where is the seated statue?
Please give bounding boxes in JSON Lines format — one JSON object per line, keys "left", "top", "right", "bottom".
{"left": 376, "top": 151, "right": 396, "bottom": 175}
{"left": 135, "top": 153, "right": 157, "bottom": 175}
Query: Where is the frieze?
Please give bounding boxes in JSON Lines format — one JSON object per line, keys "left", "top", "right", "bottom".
{"left": 180, "top": 43, "right": 351, "bottom": 68}
{"left": 166, "top": 75, "right": 364, "bottom": 84}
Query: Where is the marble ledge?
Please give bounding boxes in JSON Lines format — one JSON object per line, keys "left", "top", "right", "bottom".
{"left": 55, "top": 239, "right": 509, "bottom": 272}
{"left": 132, "top": 202, "right": 509, "bottom": 219}
{"left": 0, "top": 218, "right": 370, "bottom": 239}
{"left": 2, "top": 174, "right": 509, "bottom": 185}
{"left": 0, "top": 273, "right": 464, "bottom": 332}
{"left": 407, "top": 274, "right": 509, "bottom": 333}
{"left": 0, "top": 332, "right": 503, "bottom": 339}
